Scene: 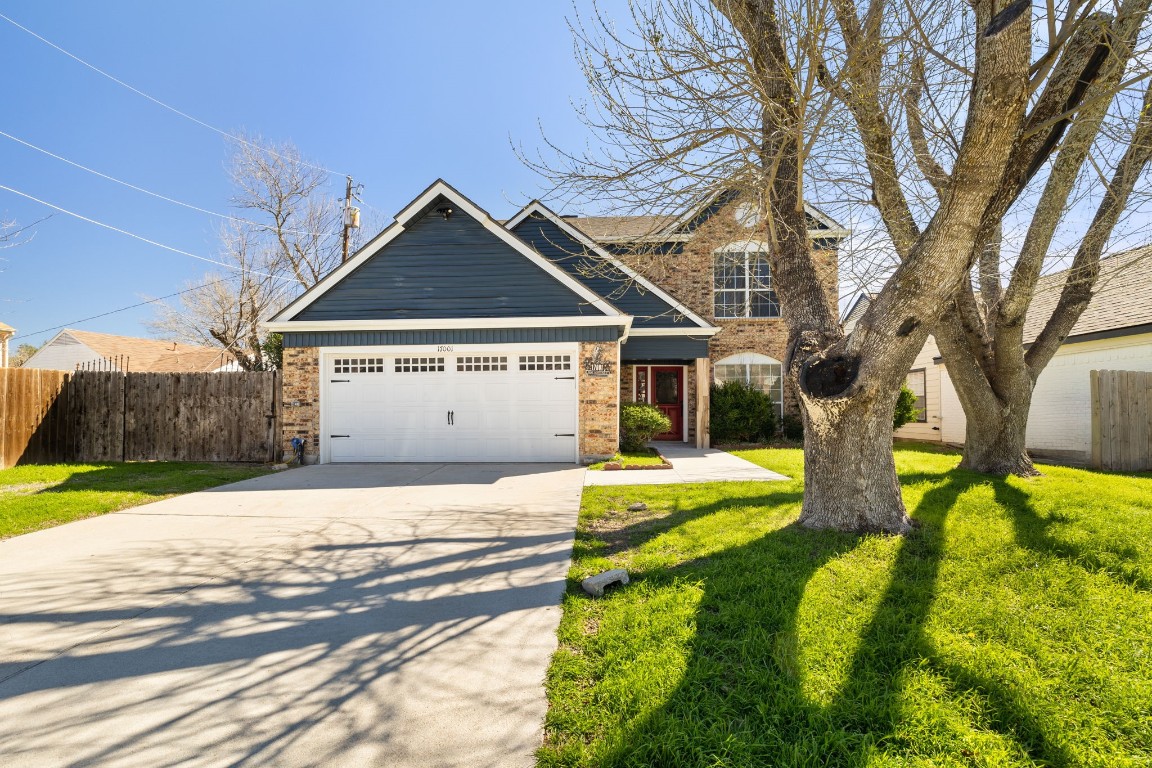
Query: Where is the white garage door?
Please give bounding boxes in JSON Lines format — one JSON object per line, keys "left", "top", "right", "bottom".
{"left": 323, "top": 349, "right": 579, "bottom": 463}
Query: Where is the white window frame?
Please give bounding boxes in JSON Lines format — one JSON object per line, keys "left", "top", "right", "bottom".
{"left": 713, "top": 243, "right": 780, "bottom": 319}
{"left": 712, "top": 352, "right": 784, "bottom": 415}
{"left": 906, "top": 369, "right": 928, "bottom": 423}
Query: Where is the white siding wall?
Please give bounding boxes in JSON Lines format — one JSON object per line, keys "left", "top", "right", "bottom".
{"left": 1028, "top": 332, "right": 1152, "bottom": 457}
{"left": 939, "top": 366, "right": 966, "bottom": 445}
{"left": 20, "top": 333, "right": 102, "bottom": 371}
{"left": 937, "top": 332, "right": 1152, "bottom": 459}
{"left": 894, "top": 335, "right": 944, "bottom": 442}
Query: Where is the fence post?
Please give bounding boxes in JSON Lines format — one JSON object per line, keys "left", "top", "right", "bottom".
{"left": 1090, "top": 370, "right": 1101, "bottom": 470}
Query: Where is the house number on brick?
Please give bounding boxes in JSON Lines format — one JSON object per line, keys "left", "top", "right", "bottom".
{"left": 583, "top": 347, "right": 613, "bottom": 378}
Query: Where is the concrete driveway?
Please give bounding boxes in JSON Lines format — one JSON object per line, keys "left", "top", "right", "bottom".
{"left": 0, "top": 463, "right": 586, "bottom": 768}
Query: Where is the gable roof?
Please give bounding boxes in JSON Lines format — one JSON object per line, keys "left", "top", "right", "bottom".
{"left": 39, "top": 329, "right": 234, "bottom": 372}
{"left": 267, "top": 180, "right": 625, "bottom": 331}
{"left": 568, "top": 215, "right": 678, "bottom": 242}
{"left": 840, "top": 292, "right": 874, "bottom": 333}
{"left": 844, "top": 247, "right": 1152, "bottom": 345}
{"left": 0, "top": 321, "right": 14, "bottom": 334}
{"left": 1023, "top": 245, "right": 1152, "bottom": 341}
{"left": 566, "top": 190, "right": 849, "bottom": 244}
{"left": 506, "top": 202, "right": 717, "bottom": 335}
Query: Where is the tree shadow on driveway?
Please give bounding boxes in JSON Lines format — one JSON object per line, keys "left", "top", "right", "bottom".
{"left": 0, "top": 516, "right": 574, "bottom": 767}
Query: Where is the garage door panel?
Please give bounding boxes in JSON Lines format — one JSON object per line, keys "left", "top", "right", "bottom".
{"left": 324, "top": 350, "right": 580, "bottom": 463}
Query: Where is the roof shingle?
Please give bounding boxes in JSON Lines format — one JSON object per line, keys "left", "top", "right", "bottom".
{"left": 63, "top": 329, "right": 235, "bottom": 372}
{"left": 1023, "top": 246, "right": 1152, "bottom": 341}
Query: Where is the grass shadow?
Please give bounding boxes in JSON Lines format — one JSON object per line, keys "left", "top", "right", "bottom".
{"left": 993, "top": 478, "right": 1151, "bottom": 591}
{"left": 554, "top": 472, "right": 1082, "bottom": 767}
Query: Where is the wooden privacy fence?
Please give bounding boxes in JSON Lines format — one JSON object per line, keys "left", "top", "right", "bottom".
{"left": 1091, "top": 369, "right": 1152, "bottom": 472}
{"left": 0, "top": 368, "right": 280, "bottom": 468}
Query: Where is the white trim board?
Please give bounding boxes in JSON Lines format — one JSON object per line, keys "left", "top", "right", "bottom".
{"left": 628, "top": 327, "right": 719, "bottom": 337}
{"left": 265, "top": 316, "right": 632, "bottom": 334}
{"left": 268, "top": 180, "right": 624, "bottom": 326}
{"left": 506, "top": 201, "right": 718, "bottom": 333}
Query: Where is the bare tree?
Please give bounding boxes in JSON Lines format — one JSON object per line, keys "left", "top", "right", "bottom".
{"left": 916, "top": 0, "right": 1152, "bottom": 476}
{"left": 527, "top": 0, "right": 1149, "bottom": 532}
{"left": 10, "top": 343, "right": 39, "bottom": 367}
{"left": 151, "top": 137, "right": 344, "bottom": 370}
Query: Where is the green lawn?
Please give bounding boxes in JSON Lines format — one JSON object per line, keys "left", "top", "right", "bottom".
{"left": 589, "top": 449, "right": 672, "bottom": 470}
{"left": 0, "top": 462, "right": 273, "bottom": 539}
{"left": 542, "top": 445, "right": 1152, "bottom": 767}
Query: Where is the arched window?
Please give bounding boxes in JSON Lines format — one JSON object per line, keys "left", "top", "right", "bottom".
{"left": 713, "top": 242, "right": 780, "bottom": 318}
{"left": 713, "top": 352, "right": 784, "bottom": 414}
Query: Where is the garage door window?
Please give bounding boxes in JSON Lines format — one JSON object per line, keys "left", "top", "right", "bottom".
{"left": 519, "top": 354, "right": 572, "bottom": 371}
{"left": 334, "top": 357, "right": 385, "bottom": 373}
{"left": 395, "top": 357, "right": 445, "bottom": 373}
{"left": 457, "top": 356, "right": 509, "bottom": 372}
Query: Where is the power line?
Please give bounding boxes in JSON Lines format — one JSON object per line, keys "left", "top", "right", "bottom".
{"left": 0, "top": 10, "right": 347, "bottom": 177}
{"left": 0, "top": 128, "right": 334, "bottom": 239}
{"left": 0, "top": 182, "right": 296, "bottom": 282}
{"left": 10, "top": 278, "right": 231, "bottom": 342}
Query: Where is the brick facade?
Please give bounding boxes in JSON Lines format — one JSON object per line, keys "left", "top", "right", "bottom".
{"left": 281, "top": 346, "right": 320, "bottom": 461}
{"left": 578, "top": 341, "right": 619, "bottom": 462}
{"left": 618, "top": 201, "right": 839, "bottom": 416}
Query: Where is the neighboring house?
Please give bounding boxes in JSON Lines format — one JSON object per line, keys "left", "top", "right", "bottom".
{"left": 266, "top": 179, "right": 845, "bottom": 464}
{"left": 846, "top": 247, "right": 1152, "bottom": 463}
{"left": 20, "top": 329, "right": 239, "bottom": 373}
{"left": 0, "top": 321, "right": 13, "bottom": 368}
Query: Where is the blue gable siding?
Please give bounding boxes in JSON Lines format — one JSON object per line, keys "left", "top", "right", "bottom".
{"left": 283, "top": 326, "right": 621, "bottom": 348}
{"left": 511, "top": 214, "right": 692, "bottom": 329}
{"left": 292, "top": 198, "right": 605, "bottom": 321}
{"left": 621, "top": 336, "right": 710, "bottom": 361}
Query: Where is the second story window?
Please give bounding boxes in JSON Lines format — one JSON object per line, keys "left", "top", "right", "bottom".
{"left": 713, "top": 250, "right": 780, "bottom": 319}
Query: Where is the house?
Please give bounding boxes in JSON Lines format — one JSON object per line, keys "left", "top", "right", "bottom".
{"left": 847, "top": 247, "right": 1152, "bottom": 463}
{"left": 266, "top": 179, "right": 844, "bottom": 464}
{"left": 20, "top": 329, "right": 238, "bottom": 373}
{"left": 0, "top": 321, "right": 13, "bottom": 368}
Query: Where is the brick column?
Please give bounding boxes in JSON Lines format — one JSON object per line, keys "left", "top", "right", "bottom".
{"left": 281, "top": 346, "right": 320, "bottom": 461}
{"left": 578, "top": 341, "right": 619, "bottom": 462}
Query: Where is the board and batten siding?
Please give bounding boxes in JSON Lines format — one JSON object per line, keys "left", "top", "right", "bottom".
{"left": 938, "top": 331, "right": 1152, "bottom": 460}
{"left": 293, "top": 199, "right": 605, "bottom": 322}
{"left": 282, "top": 326, "right": 621, "bottom": 348}
{"left": 511, "top": 214, "right": 689, "bottom": 329}
{"left": 621, "top": 335, "right": 710, "bottom": 361}
{"left": 894, "top": 335, "right": 944, "bottom": 443}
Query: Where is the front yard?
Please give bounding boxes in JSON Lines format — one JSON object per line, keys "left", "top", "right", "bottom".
{"left": 0, "top": 462, "right": 272, "bottom": 539}
{"left": 542, "top": 445, "right": 1152, "bottom": 767}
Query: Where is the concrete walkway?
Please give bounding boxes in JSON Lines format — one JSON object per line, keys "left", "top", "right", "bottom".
{"left": 583, "top": 444, "right": 790, "bottom": 486}
{"left": 0, "top": 463, "right": 585, "bottom": 768}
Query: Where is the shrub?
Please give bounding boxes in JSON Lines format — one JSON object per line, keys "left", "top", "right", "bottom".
{"left": 893, "top": 384, "right": 922, "bottom": 430}
{"left": 620, "top": 402, "right": 672, "bottom": 451}
{"left": 780, "top": 413, "right": 804, "bottom": 442}
{"left": 710, "top": 380, "right": 778, "bottom": 444}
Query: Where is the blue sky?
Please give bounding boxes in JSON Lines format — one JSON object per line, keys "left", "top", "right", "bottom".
{"left": 0, "top": 2, "right": 626, "bottom": 346}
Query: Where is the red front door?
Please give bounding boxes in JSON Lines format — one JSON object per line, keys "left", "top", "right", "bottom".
{"left": 650, "top": 367, "right": 684, "bottom": 441}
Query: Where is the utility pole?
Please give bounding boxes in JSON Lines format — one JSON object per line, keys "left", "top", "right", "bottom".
{"left": 341, "top": 175, "right": 362, "bottom": 263}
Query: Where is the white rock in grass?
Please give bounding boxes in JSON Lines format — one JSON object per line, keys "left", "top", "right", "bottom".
{"left": 581, "top": 568, "right": 630, "bottom": 597}
{"left": 627, "top": 502, "right": 648, "bottom": 512}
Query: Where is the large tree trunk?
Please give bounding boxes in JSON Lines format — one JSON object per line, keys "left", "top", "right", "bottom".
{"left": 798, "top": 385, "right": 912, "bottom": 534}
{"left": 959, "top": 399, "right": 1037, "bottom": 476}
{"left": 933, "top": 310, "right": 1042, "bottom": 477}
